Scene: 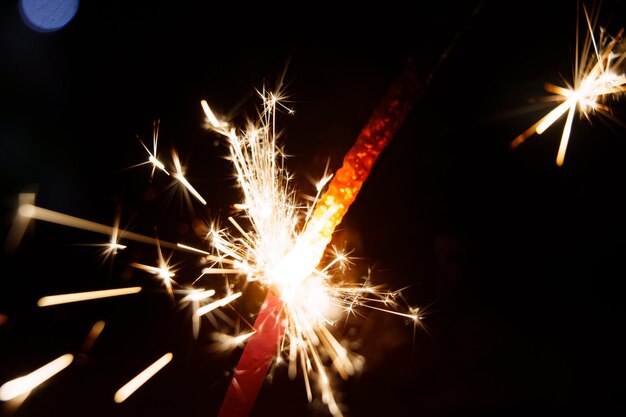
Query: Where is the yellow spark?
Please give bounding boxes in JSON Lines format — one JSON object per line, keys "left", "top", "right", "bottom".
{"left": 171, "top": 150, "right": 207, "bottom": 205}
{"left": 17, "top": 204, "right": 181, "bottom": 250}
{"left": 136, "top": 119, "right": 169, "bottom": 178}
{"left": 183, "top": 288, "right": 216, "bottom": 302}
{"left": 113, "top": 353, "right": 173, "bottom": 403}
{"left": 201, "top": 100, "right": 222, "bottom": 128}
{"left": 512, "top": 4, "right": 626, "bottom": 166}
{"left": 179, "top": 288, "right": 218, "bottom": 339}
{"left": 196, "top": 292, "right": 242, "bottom": 316}
{"left": 4, "top": 192, "right": 36, "bottom": 252}
{"left": 211, "top": 331, "right": 257, "bottom": 351}
{"left": 0, "top": 354, "right": 74, "bottom": 401}
{"left": 200, "top": 267, "right": 241, "bottom": 275}
{"left": 130, "top": 238, "right": 177, "bottom": 296}
{"left": 37, "top": 287, "right": 142, "bottom": 307}
{"left": 362, "top": 304, "right": 420, "bottom": 320}
{"left": 97, "top": 211, "right": 127, "bottom": 259}
{"left": 81, "top": 320, "right": 106, "bottom": 352}
{"left": 176, "top": 243, "right": 210, "bottom": 255}
{"left": 131, "top": 263, "right": 175, "bottom": 279}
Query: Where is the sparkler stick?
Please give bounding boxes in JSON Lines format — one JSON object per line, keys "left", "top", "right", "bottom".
{"left": 37, "top": 287, "right": 142, "bottom": 307}
{"left": 217, "top": 65, "right": 421, "bottom": 417}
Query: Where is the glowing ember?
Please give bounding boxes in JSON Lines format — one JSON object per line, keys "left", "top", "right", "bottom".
{"left": 37, "top": 287, "right": 142, "bottom": 307}
{"left": 2, "top": 66, "right": 421, "bottom": 417}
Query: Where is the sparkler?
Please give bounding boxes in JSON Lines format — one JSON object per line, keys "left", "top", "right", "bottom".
{"left": 511, "top": 3, "right": 626, "bottom": 166}
{"left": 205, "top": 65, "right": 422, "bottom": 417}
{"left": 2, "top": 65, "right": 421, "bottom": 417}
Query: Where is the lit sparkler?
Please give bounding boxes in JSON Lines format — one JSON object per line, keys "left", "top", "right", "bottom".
{"left": 511, "top": 3, "right": 626, "bottom": 166}
{"left": 2, "top": 65, "right": 421, "bottom": 417}
{"left": 37, "top": 287, "right": 142, "bottom": 307}
{"left": 202, "top": 66, "right": 422, "bottom": 417}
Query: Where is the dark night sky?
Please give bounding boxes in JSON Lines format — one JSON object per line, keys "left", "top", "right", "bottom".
{"left": 2, "top": 1, "right": 626, "bottom": 416}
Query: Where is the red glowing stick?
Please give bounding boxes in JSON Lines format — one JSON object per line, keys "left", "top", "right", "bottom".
{"left": 217, "top": 292, "right": 284, "bottom": 417}
{"left": 217, "top": 64, "right": 421, "bottom": 417}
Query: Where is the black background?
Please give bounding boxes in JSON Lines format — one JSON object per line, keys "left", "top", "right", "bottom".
{"left": 1, "top": 1, "right": 626, "bottom": 416}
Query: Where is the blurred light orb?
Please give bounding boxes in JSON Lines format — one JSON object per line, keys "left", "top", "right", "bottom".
{"left": 19, "top": 0, "right": 79, "bottom": 32}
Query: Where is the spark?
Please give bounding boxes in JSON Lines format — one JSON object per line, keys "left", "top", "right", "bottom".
{"left": 196, "top": 292, "right": 242, "bottom": 316}
{"left": 179, "top": 288, "right": 219, "bottom": 339}
{"left": 4, "top": 192, "right": 36, "bottom": 252}
{"left": 512, "top": 3, "right": 626, "bottom": 165}
{"left": 37, "top": 287, "right": 142, "bottom": 307}
{"left": 171, "top": 150, "right": 208, "bottom": 205}
{"left": 81, "top": 320, "right": 106, "bottom": 352}
{"left": 81, "top": 211, "right": 127, "bottom": 261}
{"left": 0, "top": 354, "right": 74, "bottom": 401}
{"left": 211, "top": 331, "right": 257, "bottom": 351}
{"left": 201, "top": 100, "right": 223, "bottom": 128}
{"left": 176, "top": 243, "right": 210, "bottom": 255}
{"left": 182, "top": 288, "right": 216, "bottom": 302}
{"left": 113, "top": 353, "right": 173, "bottom": 403}
{"left": 104, "top": 213, "right": 127, "bottom": 256}
{"left": 130, "top": 241, "right": 177, "bottom": 296}
{"left": 136, "top": 119, "right": 169, "bottom": 178}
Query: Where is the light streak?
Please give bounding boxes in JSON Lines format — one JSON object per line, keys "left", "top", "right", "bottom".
{"left": 0, "top": 354, "right": 74, "bottom": 401}
{"left": 17, "top": 204, "right": 181, "bottom": 250}
{"left": 196, "top": 292, "right": 242, "bottom": 316}
{"left": 136, "top": 119, "right": 169, "bottom": 178}
{"left": 130, "top": 241, "right": 176, "bottom": 296}
{"left": 183, "top": 288, "right": 216, "bottom": 302}
{"left": 113, "top": 353, "right": 173, "bottom": 403}
{"left": 171, "top": 150, "right": 208, "bottom": 205}
{"left": 81, "top": 320, "right": 106, "bottom": 352}
{"left": 201, "top": 100, "right": 222, "bottom": 128}
{"left": 37, "top": 287, "right": 142, "bottom": 307}
{"left": 4, "top": 192, "right": 36, "bottom": 252}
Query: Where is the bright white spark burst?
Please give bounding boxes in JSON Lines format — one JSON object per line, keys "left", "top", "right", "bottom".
{"left": 200, "top": 84, "right": 419, "bottom": 415}
{"left": 512, "top": 4, "right": 626, "bottom": 166}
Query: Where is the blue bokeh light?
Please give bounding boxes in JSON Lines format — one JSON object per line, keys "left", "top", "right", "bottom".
{"left": 19, "top": 0, "right": 79, "bottom": 33}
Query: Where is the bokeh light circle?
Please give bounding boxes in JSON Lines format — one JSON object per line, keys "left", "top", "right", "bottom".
{"left": 19, "top": 0, "right": 79, "bottom": 33}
